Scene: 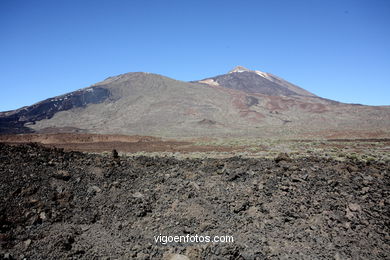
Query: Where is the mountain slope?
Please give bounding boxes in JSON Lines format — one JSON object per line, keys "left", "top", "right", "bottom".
{"left": 0, "top": 86, "right": 110, "bottom": 133}
{"left": 197, "top": 66, "right": 317, "bottom": 97}
{"left": 1, "top": 67, "right": 389, "bottom": 138}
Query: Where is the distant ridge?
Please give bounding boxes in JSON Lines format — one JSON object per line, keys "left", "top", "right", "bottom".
{"left": 1, "top": 67, "right": 389, "bottom": 139}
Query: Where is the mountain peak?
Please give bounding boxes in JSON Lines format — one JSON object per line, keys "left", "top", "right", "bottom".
{"left": 229, "top": 66, "right": 251, "bottom": 73}
{"left": 1, "top": 67, "right": 389, "bottom": 137}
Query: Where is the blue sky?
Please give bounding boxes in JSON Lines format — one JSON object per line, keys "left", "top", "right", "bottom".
{"left": 1, "top": 0, "right": 389, "bottom": 111}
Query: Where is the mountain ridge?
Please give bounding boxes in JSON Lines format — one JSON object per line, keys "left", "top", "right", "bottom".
{"left": 198, "top": 66, "right": 317, "bottom": 97}
{"left": 1, "top": 67, "right": 389, "bottom": 138}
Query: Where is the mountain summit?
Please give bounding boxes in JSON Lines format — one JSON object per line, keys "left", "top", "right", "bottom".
{"left": 199, "top": 66, "right": 316, "bottom": 97}
{"left": 0, "top": 68, "right": 389, "bottom": 138}
{"left": 229, "top": 65, "right": 251, "bottom": 73}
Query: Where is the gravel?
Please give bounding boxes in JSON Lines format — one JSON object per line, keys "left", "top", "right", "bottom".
{"left": 0, "top": 143, "right": 389, "bottom": 259}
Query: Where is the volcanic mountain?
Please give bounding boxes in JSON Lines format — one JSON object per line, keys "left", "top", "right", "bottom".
{"left": 1, "top": 66, "right": 389, "bottom": 139}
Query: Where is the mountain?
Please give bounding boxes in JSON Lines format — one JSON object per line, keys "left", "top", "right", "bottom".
{"left": 198, "top": 66, "right": 316, "bottom": 97}
{"left": 1, "top": 66, "right": 389, "bottom": 139}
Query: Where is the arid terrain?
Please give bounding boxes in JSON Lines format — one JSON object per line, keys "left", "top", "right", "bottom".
{"left": 1, "top": 67, "right": 390, "bottom": 138}
{"left": 0, "top": 133, "right": 389, "bottom": 161}
{"left": 1, "top": 67, "right": 389, "bottom": 259}
{"left": 0, "top": 138, "right": 389, "bottom": 259}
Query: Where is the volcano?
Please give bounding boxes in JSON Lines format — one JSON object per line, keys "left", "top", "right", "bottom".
{"left": 1, "top": 66, "right": 389, "bottom": 139}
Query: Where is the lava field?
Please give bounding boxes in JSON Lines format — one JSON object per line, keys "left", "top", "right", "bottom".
{"left": 0, "top": 143, "right": 389, "bottom": 259}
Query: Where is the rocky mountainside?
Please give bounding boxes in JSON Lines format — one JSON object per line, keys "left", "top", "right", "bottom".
{"left": 1, "top": 66, "right": 389, "bottom": 138}
{"left": 197, "top": 66, "right": 316, "bottom": 97}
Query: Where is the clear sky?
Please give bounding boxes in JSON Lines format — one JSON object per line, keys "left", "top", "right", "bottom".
{"left": 1, "top": 0, "right": 389, "bottom": 111}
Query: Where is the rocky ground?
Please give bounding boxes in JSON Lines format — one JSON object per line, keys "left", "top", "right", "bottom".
{"left": 0, "top": 143, "right": 389, "bottom": 259}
